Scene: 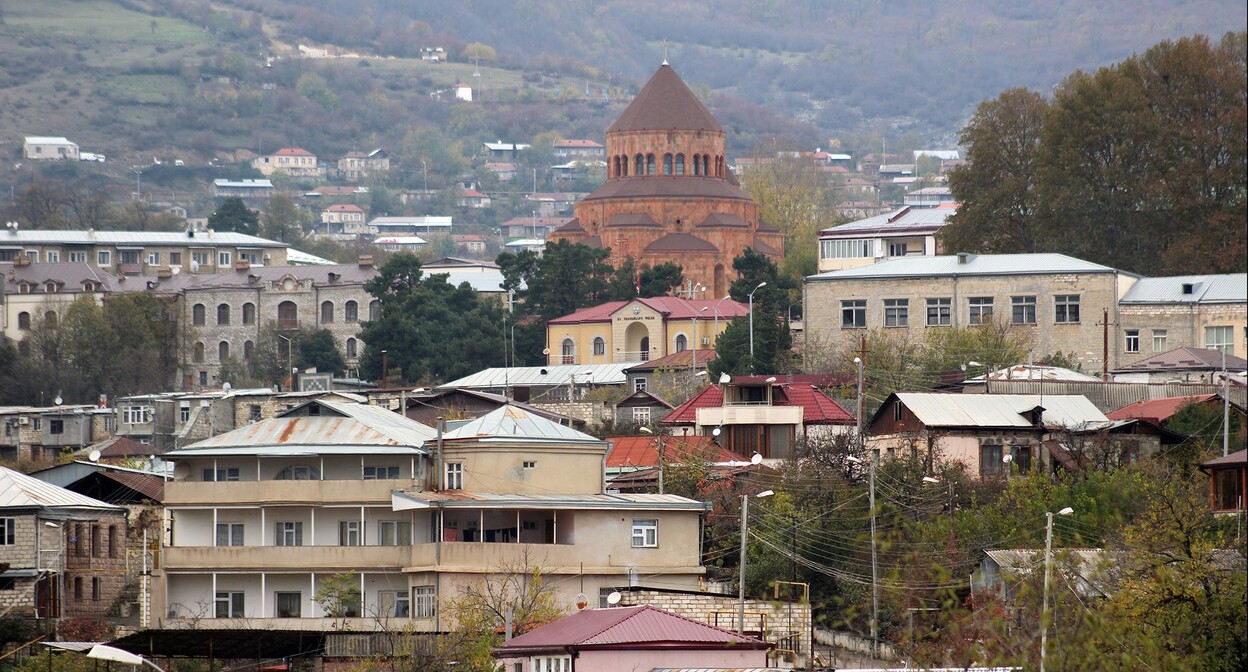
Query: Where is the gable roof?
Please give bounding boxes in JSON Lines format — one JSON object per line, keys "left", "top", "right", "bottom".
{"left": 623, "top": 349, "right": 718, "bottom": 373}
{"left": 608, "top": 64, "right": 722, "bottom": 134}
{"left": 663, "top": 384, "right": 855, "bottom": 425}
{"left": 606, "top": 435, "right": 737, "bottom": 469}
{"left": 883, "top": 393, "right": 1108, "bottom": 430}
{"left": 1107, "top": 394, "right": 1220, "bottom": 424}
{"left": 498, "top": 604, "right": 768, "bottom": 654}
{"left": 443, "top": 405, "right": 605, "bottom": 446}
{"left": 0, "top": 466, "right": 127, "bottom": 514}
{"left": 807, "top": 253, "right": 1123, "bottom": 281}
{"left": 819, "top": 205, "right": 955, "bottom": 237}
{"left": 1112, "top": 346, "right": 1248, "bottom": 373}
{"left": 548, "top": 298, "right": 748, "bottom": 325}
{"left": 1119, "top": 274, "right": 1247, "bottom": 304}
{"left": 644, "top": 233, "right": 718, "bottom": 252}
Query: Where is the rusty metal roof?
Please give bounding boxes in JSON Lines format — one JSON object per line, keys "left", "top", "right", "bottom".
{"left": 0, "top": 466, "right": 127, "bottom": 514}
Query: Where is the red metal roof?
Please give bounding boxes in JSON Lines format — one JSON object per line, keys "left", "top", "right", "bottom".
{"left": 606, "top": 435, "right": 738, "bottom": 468}
{"left": 273, "top": 147, "right": 314, "bottom": 156}
{"left": 326, "top": 204, "right": 364, "bottom": 212}
{"left": 498, "top": 605, "right": 769, "bottom": 653}
{"left": 1107, "top": 394, "right": 1219, "bottom": 424}
{"left": 556, "top": 139, "right": 604, "bottom": 148}
{"left": 663, "top": 384, "right": 855, "bottom": 425}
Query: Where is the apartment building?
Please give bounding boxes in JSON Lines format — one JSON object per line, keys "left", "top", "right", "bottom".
{"left": 1116, "top": 274, "right": 1247, "bottom": 360}
{"left": 816, "top": 205, "right": 953, "bottom": 273}
{"left": 0, "top": 230, "right": 289, "bottom": 275}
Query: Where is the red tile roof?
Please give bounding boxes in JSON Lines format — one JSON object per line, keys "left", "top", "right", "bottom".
{"left": 497, "top": 604, "right": 769, "bottom": 654}
{"left": 1107, "top": 394, "right": 1219, "bottom": 424}
{"left": 606, "top": 435, "right": 738, "bottom": 468}
{"left": 663, "top": 384, "right": 855, "bottom": 425}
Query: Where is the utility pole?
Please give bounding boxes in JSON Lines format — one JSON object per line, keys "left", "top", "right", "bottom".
{"left": 1101, "top": 308, "right": 1109, "bottom": 381}
{"left": 1223, "top": 349, "right": 1230, "bottom": 456}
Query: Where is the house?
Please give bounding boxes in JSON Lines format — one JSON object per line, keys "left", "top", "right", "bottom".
{"left": 368, "top": 216, "right": 452, "bottom": 236}
{"left": 423, "top": 257, "right": 500, "bottom": 273}
{"left": 0, "top": 466, "right": 129, "bottom": 630}
{"left": 451, "top": 234, "right": 486, "bottom": 253}
{"left": 903, "top": 186, "right": 955, "bottom": 208}
{"left": 0, "top": 229, "right": 288, "bottom": 274}
{"left": 546, "top": 297, "right": 748, "bottom": 366}
{"left": 1108, "top": 394, "right": 1246, "bottom": 428}
{"left": 251, "top": 148, "right": 322, "bottom": 178}
{"left": 973, "top": 548, "right": 1111, "bottom": 604}
{"left": 504, "top": 238, "right": 546, "bottom": 254}
{"left": 318, "top": 204, "right": 368, "bottom": 235}
{"left": 336, "top": 149, "right": 390, "bottom": 181}
{"left": 213, "top": 179, "right": 274, "bottom": 199}
{"left": 454, "top": 83, "right": 472, "bottom": 102}
{"left": 550, "top": 160, "right": 606, "bottom": 182}
{"left": 420, "top": 47, "right": 445, "bottom": 62}
{"left": 613, "top": 390, "right": 676, "bottom": 426}
{"left": 620, "top": 349, "right": 718, "bottom": 398}
{"left": 816, "top": 205, "right": 954, "bottom": 272}
{"left": 526, "top": 192, "right": 582, "bottom": 217}
{"left": 455, "top": 189, "right": 491, "bottom": 208}
{"left": 494, "top": 604, "right": 771, "bottom": 672}
{"left": 1116, "top": 274, "right": 1247, "bottom": 361}
{"left": 661, "top": 377, "right": 855, "bottom": 460}
{"left": 1112, "top": 346, "right": 1248, "bottom": 385}
{"left": 482, "top": 162, "right": 518, "bottom": 181}
{"left": 23, "top": 136, "right": 79, "bottom": 161}
{"left": 373, "top": 236, "right": 427, "bottom": 253}
{"left": 605, "top": 434, "right": 733, "bottom": 477}
{"left": 392, "top": 388, "right": 581, "bottom": 429}
{"left": 438, "top": 363, "right": 638, "bottom": 404}
{"left": 483, "top": 141, "right": 529, "bottom": 160}
{"left": 552, "top": 139, "right": 605, "bottom": 159}
{"left": 804, "top": 253, "right": 1140, "bottom": 372}
{"left": 1199, "top": 449, "right": 1247, "bottom": 513}
{"left": 1, "top": 261, "right": 130, "bottom": 345}
{"left": 305, "top": 185, "right": 370, "bottom": 199}
{"left": 501, "top": 216, "right": 571, "bottom": 240}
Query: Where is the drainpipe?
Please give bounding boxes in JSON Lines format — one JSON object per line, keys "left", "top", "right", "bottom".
{"left": 436, "top": 416, "right": 444, "bottom": 490}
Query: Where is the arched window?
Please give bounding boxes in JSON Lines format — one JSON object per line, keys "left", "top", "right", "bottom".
{"left": 192, "top": 304, "right": 205, "bottom": 326}
{"left": 675, "top": 334, "right": 688, "bottom": 352}
{"left": 368, "top": 300, "right": 381, "bottom": 321}
{"left": 717, "top": 156, "right": 723, "bottom": 177}
{"left": 346, "top": 338, "right": 357, "bottom": 358}
{"left": 646, "top": 154, "right": 655, "bottom": 175}
{"left": 217, "top": 303, "right": 230, "bottom": 326}
{"left": 44, "top": 311, "right": 57, "bottom": 327}
{"left": 693, "top": 154, "right": 701, "bottom": 176}
{"left": 613, "top": 156, "right": 621, "bottom": 177}
{"left": 635, "top": 154, "right": 644, "bottom": 175}
{"left": 663, "top": 153, "right": 673, "bottom": 175}
{"left": 320, "top": 301, "right": 334, "bottom": 324}
{"left": 243, "top": 340, "right": 254, "bottom": 360}
{"left": 218, "top": 341, "right": 230, "bottom": 361}
{"left": 345, "top": 300, "right": 359, "bottom": 322}
{"left": 640, "top": 336, "right": 650, "bottom": 361}
{"left": 17, "top": 312, "right": 30, "bottom": 330}
{"left": 277, "top": 301, "right": 298, "bottom": 329}
{"left": 242, "top": 302, "right": 256, "bottom": 325}
{"left": 560, "top": 338, "right": 575, "bottom": 365}
{"left": 703, "top": 155, "right": 710, "bottom": 177}
{"left": 675, "top": 154, "right": 685, "bottom": 175}
{"left": 193, "top": 342, "right": 204, "bottom": 363}
{"left": 620, "top": 155, "right": 628, "bottom": 176}
{"left": 593, "top": 336, "right": 605, "bottom": 357}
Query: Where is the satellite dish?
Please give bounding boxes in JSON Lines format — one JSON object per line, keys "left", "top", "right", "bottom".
{"left": 54, "top": 395, "right": 63, "bottom": 405}
{"left": 711, "top": 427, "right": 721, "bottom": 437}
{"left": 765, "top": 376, "right": 776, "bottom": 383}
{"left": 542, "top": 348, "right": 550, "bottom": 355}
{"left": 718, "top": 372, "right": 731, "bottom": 384}
{"left": 1002, "top": 454, "right": 1014, "bottom": 464}
{"left": 606, "top": 591, "right": 621, "bottom": 606}
{"left": 750, "top": 453, "right": 763, "bottom": 465}
{"left": 172, "top": 463, "right": 192, "bottom": 481}
{"left": 88, "top": 450, "right": 101, "bottom": 462}
{"left": 222, "top": 382, "right": 232, "bottom": 393}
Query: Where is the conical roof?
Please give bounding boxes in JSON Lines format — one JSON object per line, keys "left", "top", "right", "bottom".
{"left": 607, "top": 63, "right": 722, "bottom": 134}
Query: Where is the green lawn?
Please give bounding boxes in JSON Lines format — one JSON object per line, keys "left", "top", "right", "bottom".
{"left": 7, "top": 0, "right": 208, "bottom": 43}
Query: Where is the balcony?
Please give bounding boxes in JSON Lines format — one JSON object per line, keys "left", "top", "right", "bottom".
{"left": 165, "top": 478, "right": 418, "bottom": 506}
{"left": 164, "top": 544, "right": 409, "bottom": 571}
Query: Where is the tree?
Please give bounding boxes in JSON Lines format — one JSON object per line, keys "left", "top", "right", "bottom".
{"left": 260, "top": 194, "right": 308, "bottom": 244}
{"left": 639, "top": 261, "right": 684, "bottom": 297}
{"left": 462, "top": 42, "right": 497, "bottom": 65}
{"left": 944, "top": 88, "right": 1048, "bottom": 254}
{"left": 444, "top": 553, "right": 564, "bottom": 671}
{"left": 208, "top": 197, "right": 259, "bottom": 236}
{"left": 297, "top": 329, "right": 345, "bottom": 375}
{"left": 711, "top": 248, "right": 795, "bottom": 375}
{"left": 497, "top": 240, "right": 614, "bottom": 322}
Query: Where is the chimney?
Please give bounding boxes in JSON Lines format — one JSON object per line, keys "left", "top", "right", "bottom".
{"left": 234, "top": 259, "right": 251, "bottom": 271}
{"left": 956, "top": 252, "right": 973, "bottom": 265}
{"left": 248, "top": 274, "right": 261, "bottom": 285}
{"left": 358, "top": 255, "right": 374, "bottom": 267}
{"left": 156, "top": 268, "right": 173, "bottom": 279}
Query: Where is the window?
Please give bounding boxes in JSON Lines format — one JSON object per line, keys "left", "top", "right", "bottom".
{"left": 634, "top": 154, "right": 644, "bottom": 175}
{"left": 180, "top": 405, "right": 191, "bottom": 423}
{"left": 74, "top": 577, "right": 83, "bottom": 600}
{"left": 560, "top": 338, "right": 575, "bottom": 365}
{"left": 46, "top": 251, "right": 60, "bottom": 263}
{"left": 0, "top": 518, "right": 13, "bottom": 545}
{"left": 108, "top": 525, "right": 117, "bottom": 557}
{"left": 120, "top": 250, "right": 140, "bottom": 265}
{"left": 346, "top": 338, "right": 357, "bottom": 358}
{"left": 69, "top": 251, "right": 87, "bottom": 263}
{"left": 364, "top": 466, "right": 400, "bottom": 480}
{"left": 887, "top": 242, "right": 909, "bottom": 257}
{"left": 531, "top": 657, "right": 571, "bottom": 672}
{"left": 218, "top": 251, "right": 232, "bottom": 267}
{"left": 379, "top": 521, "right": 412, "bottom": 546}
{"left": 631, "top": 519, "right": 658, "bottom": 548}
{"left": 276, "top": 522, "right": 304, "bottom": 546}
{"left": 339, "top": 520, "right": 362, "bottom": 546}
{"left": 193, "top": 342, "right": 204, "bottom": 363}
{"left": 1205, "top": 326, "right": 1234, "bottom": 356}
{"left": 1125, "top": 329, "right": 1140, "bottom": 354}
{"left": 192, "top": 251, "right": 210, "bottom": 266}
{"left": 217, "top": 303, "right": 231, "bottom": 325}
{"left": 633, "top": 377, "right": 647, "bottom": 392}
{"left": 445, "top": 463, "right": 463, "bottom": 490}
{"left": 242, "top": 303, "right": 256, "bottom": 325}
{"left": 122, "top": 406, "right": 153, "bottom": 424}
{"left": 663, "top": 153, "right": 673, "bottom": 175}
{"left": 893, "top": 400, "right": 903, "bottom": 421}
{"left": 321, "top": 301, "right": 334, "bottom": 323}
{"left": 92, "top": 577, "right": 100, "bottom": 601}
{"left": 17, "top": 312, "right": 30, "bottom": 330}
{"left": 369, "top": 300, "right": 381, "bottom": 321}
{"left": 1054, "top": 295, "right": 1080, "bottom": 323}
{"left": 380, "top": 590, "right": 409, "bottom": 617}
{"left": 1152, "top": 329, "right": 1168, "bottom": 352}
{"left": 632, "top": 406, "right": 651, "bottom": 423}
{"left": 50, "top": 419, "right": 64, "bottom": 435}
{"left": 275, "top": 592, "right": 301, "bottom": 618}
{"left": 965, "top": 294, "right": 999, "bottom": 325}
{"left": 841, "top": 300, "right": 866, "bottom": 329}
{"left": 276, "top": 465, "right": 319, "bottom": 480}
{"left": 146, "top": 252, "right": 159, "bottom": 265}
{"left": 926, "top": 298, "right": 951, "bottom": 326}
{"left": 215, "top": 592, "right": 245, "bottom": 618}
{"left": 980, "top": 445, "right": 1004, "bottom": 476}
{"left": 1010, "top": 446, "right": 1032, "bottom": 472}
{"left": 244, "top": 340, "right": 254, "bottom": 360}
{"left": 344, "top": 300, "right": 359, "bottom": 322}
{"left": 646, "top": 153, "right": 655, "bottom": 175}
{"left": 1011, "top": 296, "right": 1036, "bottom": 325}
{"left": 675, "top": 153, "right": 685, "bottom": 175}
{"left": 218, "top": 341, "right": 230, "bottom": 361}
{"left": 216, "top": 523, "right": 244, "bottom": 546}
{"left": 277, "top": 301, "right": 298, "bottom": 329}
{"left": 820, "top": 239, "right": 873, "bottom": 260}
{"left": 593, "top": 337, "right": 605, "bottom": 356}
{"left": 1215, "top": 469, "right": 1243, "bottom": 511}
{"left": 674, "top": 334, "right": 688, "bottom": 352}
{"left": 413, "top": 586, "right": 436, "bottom": 619}
{"left": 883, "top": 299, "right": 908, "bottom": 327}
{"left": 192, "top": 303, "right": 206, "bottom": 326}
{"left": 523, "top": 461, "right": 537, "bottom": 470}
{"left": 248, "top": 404, "right": 262, "bottom": 421}
{"left": 169, "top": 252, "right": 182, "bottom": 265}
{"left": 203, "top": 467, "right": 240, "bottom": 482}
{"left": 97, "top": 250, "right": 111, "bottom": 266}
{"left": 240, "top": 250, "right": 259, "bottom": 264}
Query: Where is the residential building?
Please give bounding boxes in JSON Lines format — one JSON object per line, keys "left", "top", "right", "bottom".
{"left": 1112, "top": 346, "right": 1248, "bottom": 384}
{"left": 551, "top": 63, "right": 785, "bottom": 297}
{"left": 368, "top": 216, "right": 452, "bottom": 236}
{"left": 23, "top": 136, "right": 79, "bottom": 161}
{"left": 816, "top": 205, "right": 954, "bottom": 272}
{"left": 547, "top": 297, "right": 748, "bottom": 366}
{"left": 0, "top": 466, "right": 128, "bottom": 629}
{"left": 420, "top": 47, "right": 446, "bottom": 62}
{"left": 501, "top": 216, "right": 571, "bottom": 240}
{"left": 495, "top": 605, "right": 771, "bottom": 672}
{"left": 619, "top": 349, "right": 718, "bottom": 403}
{"left": 373, "top": 236, "right": 427, "bottom": 253}
{"left": 159, "top": 401, "right": 708, "bottom": 633}
{"left": 903, "top": 186, "right": 954, "bottom": 207}
{"left": 0, "top": 230, "right": 289, "bottom": 275}
{"left": 803, "top": 253, "right": 1140, "bottom": 372}
{"left": 482, "top": 162, "right": 518, "bottom": 181}
{"left": 1116, "top": 274, "right": 1247, "bottom": 360}
{"left": 1200, "top": 449, "right": 1247, "bottom": 513}
{"left": 526, "top": 193, "right": 582, "bottom": 216}
{"left": 612, "top": 391, "right": 675, "bottom": 426}
{"left": 550, "top": 160, "right": 606, "bottom": 182}
{"left": 391, "top": 388, "right": 579, "bottom": 429}
{"left": 336, "top": 149, "right": 390, "bottom": 181}
{"left": 552, "top": 139, "right": 606, "bottom": 159}
{"left": 455, "top": 189, "right": 491, "bottom": 208}
{"left": 438, "top": 363, "right": 638, "bottom": 404}
{"left": 318, "top": 204, "right": 369, "bottom": 236}
{"left": 661, "top": 377, "right": 855, "bottom": 460}
{"left": 305, "top": 185, "right": 369, "bottom": 199}
{"left": 1108, "top": 394, "right": 1246, "bottom": 430}
{"left": 451, "top": 234, "right": 487, "bottom": 254}
{"left": 213, "top": 179, "right": 274, "bottom": 199}
{"left": 482, "top": 142, "right": 530, "bottom": 160}
{"left": 251, "top": 148, "right": 322, "bottom": 178}
{"left": 2, "top": 261, "right": 128, "bottom": 344}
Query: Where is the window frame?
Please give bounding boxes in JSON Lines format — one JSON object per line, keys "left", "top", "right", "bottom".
{"left": 1053, "top": 295, "right": 1080, "bottom": 324}
{"left": 883, "top": 298, "right": 909, "bottom": 328}
{"left": 275, "top": 521, "right": 304, "bottom": 547}
{"left": 215, "top": 591, "right": 245, "bottom": 618}
{"left": 1125, "top": 329, "right": 1141, "bottom": 354}
{"left": 925, "top": 298, "right": 951, "bottom": 327}
{"left": 379, "top": 520, "right": 412, "bottom": 546}
{"left": 1204, "top": 325, "right": 1234, "bottom": 355}
{"left": 445, "top": 463, "right": 463, "bottom": 490}
{"left": 275, "top": 591, "right": 302, "bottom": 618}
{"left": 1010, "top": 296, "right": 1037, "bottom": 325}
{"left": 1152, "top": 329, "right": 1168, "bottom": 352}
{"left": 215, "top": 522, "right": 244, "bottom": 547}
{"left": 841, "top": 299, "right": 867, "bottom": 329}
{"left": 338, "top": 520, "right": 362, "bottom": 547}
{"left": 0, "top": 518, "right": 14, "bottom": 545}
{"left": 631, "top": 518, "right": 659, "bottom": 548}
{"left": 412, "top": 586, "right": 436, "bottom": 619}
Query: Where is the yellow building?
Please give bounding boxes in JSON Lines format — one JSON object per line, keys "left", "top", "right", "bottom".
{"left": 545, "top": 297, "right": 748, "bottom": 366}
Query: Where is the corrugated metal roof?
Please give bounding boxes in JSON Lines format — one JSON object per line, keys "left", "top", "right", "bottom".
{"left": 1113, "top": 346, "right": 1248, "bottom": 373}
{"left": 173, "top": 400, "right": 435, "bottom": 454}
{"left": 663, "top": 384, "right": 855, "bottom": 426}
{"left": 1120, "top": 274, "right": 1247, "bottom": 304}
{"left": 444, "top": 405, "right": 604, "bottom": 445}
{"left": 606, "top": 435, "right": 737, "bottom": 469}
{"left": 807, "top": 253, "right": 1122, "bottom": 281}
{"left": 0, "top": 230, "right": 284, "bottom": 247}
{"left": 425, "top": 270, "right": 508, "bottom": 293}
{"left": 894, "top": 393, "right": 1107, "bottom": 429}
{"left": 392, "top": 491, "right": 706, "bottom": 511}
{"left": 439, "top": 362, "right": 642, "bottom": 389}
{"left": 964, "top": 365, "right": 1101, "bottom": 383}
{"left": 0, "top": 466, "right": 127, "bottom": 513}
{"left": 499, "top": 605, "right": 768, "bottom": 654}
{"left": 820, "top": 206, "right": 954, "bottom": 237}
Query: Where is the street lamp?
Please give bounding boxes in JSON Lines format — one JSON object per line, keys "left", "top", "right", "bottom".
{"left": 847, "top": 453, "right": 878, "bottom": 655}
{"left": 639, "top": 426, "right": 665, "bottom": 494}
{"left": 713, "top": 294, "right": 732, "bottom": 341}
{"left": 747, "top": 281, "right": 767, "bottom": 371}
{"left": 132, "top": 169, "right": 143, "bottom": 201}
{"left": 87, "top": 644, "right": 166, "bottom": 672}
{"left": 421, "top": 160, "right": 428, "bottom": 193}
{"left": 738, "top": 453, "right": 771, "bottom": 636}
{"left": 1040, "top": 506, "right": 1074, "bottom": 672}
{"left": 853, "top": 356, "right": 864, "bottom": 443}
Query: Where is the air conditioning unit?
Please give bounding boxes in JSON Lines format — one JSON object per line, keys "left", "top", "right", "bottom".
{"left": 701, "top": 337, "right": 710, "bottom": 346}
{"left": 19, "top": 417, "right": 29, "bottom": 425}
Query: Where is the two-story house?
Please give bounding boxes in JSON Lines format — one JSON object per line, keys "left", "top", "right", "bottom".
{"left": 546, "top": 297, "right": 749, "bottom": 366}
{"left": 336, "top": 149, "right": 390, "bottom": 182}
{"left": 319, "top": 204, "right": 369, "bottom": 236}
{"left": 252, "top": 148, "right": 322, "bottom": 178}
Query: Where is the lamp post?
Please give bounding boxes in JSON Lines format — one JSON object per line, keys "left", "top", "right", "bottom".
{"left": 713, "top": 294, "right": 732, "bottom": 340}
{"left": 421, "top": 160, "right": 428, "bottom": 193}
{"left": 747, "top": 281, "right": 767, "bottom": 371}
{"left": 133, "top": 169, "right": 143, "bottom": 201}
{"left": 738, "top": 454, "right": 771, "bottom": 636}
{"left": 87, "top": 644, "right": 166, "bottom": 672}
{"left": 1041, "top": 506, "right": 1074, "bottom": 672}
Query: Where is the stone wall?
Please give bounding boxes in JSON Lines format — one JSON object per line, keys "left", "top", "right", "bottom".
{"left": 1118, "top": 302, "right": 1247, "bottom": 361}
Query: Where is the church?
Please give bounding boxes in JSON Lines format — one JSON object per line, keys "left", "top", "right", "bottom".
{"left": 552, "top": 62, "right": 784, "bottom": 298}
